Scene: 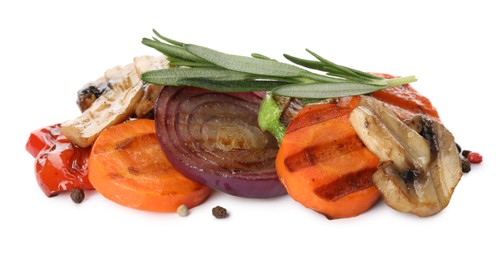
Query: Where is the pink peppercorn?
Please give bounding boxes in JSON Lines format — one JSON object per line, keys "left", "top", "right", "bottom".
{"left": 467, "top": 152, "right": 483, "bottom": 164}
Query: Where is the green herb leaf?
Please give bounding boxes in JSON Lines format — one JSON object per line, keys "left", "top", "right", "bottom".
{"left": 152, "top": 29, "right": 185, "bottom": 47}
{"left": 141, "top": 68, "right": 249, "bottom": 85}
{"left": 177, "top": 78, "right": 289, "bottom": 92}
{"left": 272, "top": 82, "right": 386, "bottom": 98}
{"left": 251, "top": 53, "right": 275, "bottom": 61}
{"left": 305, "top": 49, "right": 382, "bottom": 80}
{"left": 167, "top": 57, "right": 214, "bottom": 67}
{"left": 283, "top": 54, "right": 329, "bottom": 72}
{"left": 300, "top": 98, "right": 326, "bottom": 105}
{"left": 141, "top": 38, "right": 205, "bottom": 62}
{"left": 385, "top": 75, "right": 418, "bottom": 86}
{"left": 184, "top": 44, "right": 304, "bottom": 77}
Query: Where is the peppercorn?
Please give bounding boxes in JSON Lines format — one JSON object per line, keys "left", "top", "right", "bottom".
{"left": 212, "top": 206, "right": 229, "bottom": 219}
{"left": 461, "top": 158, "right": 471, "bottom": 173}
{"left": 177, "top": 204, "right": 189, "bottom": 217}
{"left": 456, "top": 143, "right": 462, "bottom": 153}
{"left": 70, "top": 189, "right": 85, "bottom": 204}
{"left": 467, "top": 152, "right": 483, "bottom": 164}
{"left": 461, "top": 150, "right": 471, "bottom": 158}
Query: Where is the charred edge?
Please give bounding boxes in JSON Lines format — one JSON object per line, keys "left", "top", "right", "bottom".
{"left": 286, "top": 105, "right": 351, "bottom": 133}
{"left": 401, "top": 169, "right": 419, "bottom": 185}
{"left": 114, "top": 133, "right": 158, "bottom": 151}
{"left": 419, "top": 117, "right": 438, "bottom": 153}
{"left": 115, "top": 138, "right": 133, "bottom": 150}
{"left": 284, "top": 134, "right": 364, "bottom": 172}
{"left": 128, "top": 166, "right": 140, "bottom": 175}
{"left": 279, "top": 97, "right": 304, "bottom": 127}
{"left": 314, "top": 168, "right": 376, "bottom": 202}
{"left": 78, "top": 85, "right": 105, "bottom": 97}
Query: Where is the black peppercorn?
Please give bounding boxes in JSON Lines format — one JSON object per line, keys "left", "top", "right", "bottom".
{"left": 462, "top": 158, "right": 471, "bottom": 173}
{"left": 212, "top": 206, "right": 229, "bottom": 219}
{"left": 70, "top": 189, "right": 85, "bottom": 204}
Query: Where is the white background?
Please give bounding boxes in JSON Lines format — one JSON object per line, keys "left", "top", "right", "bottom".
{"left": 1, "top": 0, "right": 499, "bottom": 259}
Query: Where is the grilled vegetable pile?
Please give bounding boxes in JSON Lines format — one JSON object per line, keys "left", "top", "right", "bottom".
{"left": 25, "top": 30, "right": 482, "bottom": 219}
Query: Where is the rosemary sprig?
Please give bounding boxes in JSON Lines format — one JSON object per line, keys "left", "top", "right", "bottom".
{"left": 141, "top": 30, "right": 418, "bottom": 142}
{"left": 141, "top": 30, "right": 417, "bottom": 98}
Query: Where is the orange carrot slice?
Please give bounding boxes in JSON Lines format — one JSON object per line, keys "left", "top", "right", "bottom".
{"left": 276, "top": 100, "right": 381, "bottom": 219}
{"left": 88, "top": 119, "right": 211, "bottom": 212}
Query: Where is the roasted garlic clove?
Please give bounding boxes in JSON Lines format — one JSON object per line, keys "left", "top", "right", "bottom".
{"left": 349, "top": 96, "right": 462, "bottom": 217}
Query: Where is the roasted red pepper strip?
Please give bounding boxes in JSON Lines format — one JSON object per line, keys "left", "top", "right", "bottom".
{"left": 26, "top": 124, "right": 93, "bottom": 197}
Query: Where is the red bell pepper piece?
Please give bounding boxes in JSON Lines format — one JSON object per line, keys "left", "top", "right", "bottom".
{"left": 26, "top": 124, "right": 93, "bottom": 197}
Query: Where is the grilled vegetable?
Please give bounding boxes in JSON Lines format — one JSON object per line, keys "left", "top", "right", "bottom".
{"left": 62, "top": 56, "right": 168, "bottom": 148}
{"left": 155, "top": 86, "right": 285, "bottom": 198}
{"left": 349, "top": 96, "right": 462, "bottom": 216}
{"left": 88, "top": 119, "right": 212, "bottom": 212}
{"left": 276, "top": 97, "right": 381, "bottom": 219}
{"left": 26, "top": 124, "right": 93, "bottom": 197}
{"left": 76, "top": 56, "right": 168, "bottom": 114}
{"left": 61, "top": 64, "right": 144, "bottom": 148}
{"left": 76, "top": 77, "right": 108, "bottom": 112}
{"left": 133, "top": 56, "right": 169, "bottom": 118}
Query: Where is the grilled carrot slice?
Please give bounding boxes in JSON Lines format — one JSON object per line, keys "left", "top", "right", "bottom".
{"left": 88, "top": 119, "right": 211, "bottom": 212}
{"left": 276, "top": 98, "right": 381, "bottom": 219}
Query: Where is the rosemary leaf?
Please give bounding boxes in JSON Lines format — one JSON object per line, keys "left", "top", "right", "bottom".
{"left": 177, "top": 78, "right": 289, "bottom": 92}
{"left": 300, "top": 98, "right": 326, "bottom": 105}
{"left": 152, "top": 29, "right": 185, "bottom": 46}
{"left": 251, "top": 53, "right": 275, "bottom": 61}
{"left": 141, "top": 38, "right": 205, "bottom": 62}
{"left": 167, "top": 57, "right": 214, "bottom": 67}
{"left": 141, "top": 68, "right": 249, "bottom": 85}
{"left": 185, "top": 44, "right": 304, "bottom": 77}
{"left": 273, "top": 82, "right": 385, "bottom": 98}
{"left": 285, "top": 53, "right": 386, "bottom": 86}
{"left": 305, "top": 49, "right": 382, "bottom": 80}
{"left": 283, "top": 54, "right": 328, "bottom": 72}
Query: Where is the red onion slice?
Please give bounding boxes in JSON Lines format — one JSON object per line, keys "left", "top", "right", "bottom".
{"left": 155, "top": 86, "right": 286, "bottom": 198}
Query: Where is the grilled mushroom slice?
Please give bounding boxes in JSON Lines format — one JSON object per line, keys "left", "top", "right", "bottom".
{"left": 75, "top": 55, "right": 168, "bottom": 116}
{"left": 63, "top": 56, "right": 169, "bottom": 148}
{"left": 132, "top": 55, "right": 169, "bottom": 118}
{"left": 76, "top": 77, "right": 109, "bottom": 112}
{"left": 61, "top": 63, "right": 144, "bottom": 148}
{"left": 349, "top": 96, "right": 462, "bottom": 216}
